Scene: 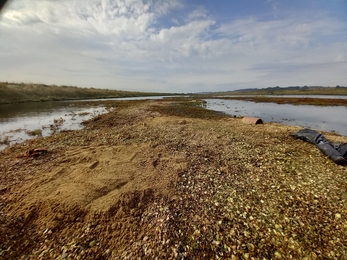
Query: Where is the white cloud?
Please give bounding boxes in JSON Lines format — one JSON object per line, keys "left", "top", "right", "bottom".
{"left": 0, "top": 0, "right": 346, "bottom": 92}
{"left": 186, "top": 5, "right": 209, "bottom": 21}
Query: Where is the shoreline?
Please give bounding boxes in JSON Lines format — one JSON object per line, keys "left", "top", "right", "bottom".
{"left": 2, "top": 96, "right": 347, "bottom": 151}
{"left": 209, "top": 96, "right": 347, "bottom": 107}
{"left": 0, "top": 82, "right": 178, "bottom": 105}
{"left": 1, "top": 99, "right": 346, "bottom": 258}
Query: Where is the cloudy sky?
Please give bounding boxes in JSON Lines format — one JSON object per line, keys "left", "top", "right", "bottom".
{"left": 0, "top": 0, "right": 346, "bottom": 93}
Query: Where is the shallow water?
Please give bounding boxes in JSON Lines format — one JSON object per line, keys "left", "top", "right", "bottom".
{"left": 219, "top": 95, "right": 347, "bottom": 99}
{"left": 0, "top": 101, "right": 108, "bottom": 150}
{"left": 205, "top": 99, "right": 347, "bottom": 136}
{"left": 265, "top": 95, "right": 347, "bottom": 99}
{"left": 0, "top": 96, "right": 176, "bottom": 150}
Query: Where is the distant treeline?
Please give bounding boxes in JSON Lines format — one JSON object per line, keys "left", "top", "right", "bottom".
{"left": 0, "top": 82, "right": 177, "bottom": 104}
{"left": 227, "top": 85, "right": 347, "bottom": 96}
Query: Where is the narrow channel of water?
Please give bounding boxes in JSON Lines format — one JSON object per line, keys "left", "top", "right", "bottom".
{"left": 219, "top": 95, "right": 347, "bottom": 99}
{"left": 205, "top": 99, "right": 347, "bottom": 136}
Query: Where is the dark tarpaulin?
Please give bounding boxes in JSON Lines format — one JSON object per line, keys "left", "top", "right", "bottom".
{"left": 290, "top": 128, "right": 347, "bottom": 166}
{"left": 0, "top": 0, "right": 9, "bottom": 12}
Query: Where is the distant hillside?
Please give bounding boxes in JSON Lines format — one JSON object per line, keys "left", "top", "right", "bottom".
{"left": 0, "top": 82, "right": 176, "bottom": 104}
{"left": 223, "top": 85, "right": 347, "bottom": 96}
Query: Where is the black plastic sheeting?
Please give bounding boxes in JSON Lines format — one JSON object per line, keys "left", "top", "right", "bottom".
{"left": 290, "top": 129, "right": 347, "bottom": 166}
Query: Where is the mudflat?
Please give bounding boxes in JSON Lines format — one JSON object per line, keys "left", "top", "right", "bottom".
{"left": 1, "top": 99, "right": 346, "bottom": 259}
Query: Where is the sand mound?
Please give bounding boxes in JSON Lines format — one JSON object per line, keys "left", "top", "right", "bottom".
{"left": 13, "top": 143, "right": 182, "bottom": 214}
{"left": 2, "top": 139, "right": 186, "bottom": 258}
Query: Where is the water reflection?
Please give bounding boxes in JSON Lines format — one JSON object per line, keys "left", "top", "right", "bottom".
{"left": 219, "top": 95, "right": 347, "bottom": 99}
{"left": 265, "top": 95, "right": 347, "bottom": 99}
{"left": 205, "top": 99, "right": 347, "bottom": 136}
{"left": 0, "top": 101, "right": 107, "bottom": 150}
{"left": 0, "top": 97, "right": 173, "bottom": 150}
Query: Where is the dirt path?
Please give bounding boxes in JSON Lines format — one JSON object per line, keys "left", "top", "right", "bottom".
{"left": 1, "top": 99, "right": 346, "bottom": 259}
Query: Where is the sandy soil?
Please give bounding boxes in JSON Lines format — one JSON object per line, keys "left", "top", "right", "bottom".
{"left": 0, "top": 99, "right": 346, "bottom": 259}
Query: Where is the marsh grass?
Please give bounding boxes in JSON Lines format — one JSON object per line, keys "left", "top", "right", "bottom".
{"left": 215, "top": 96, "right": 347, "bottom": 107}
{"left": 78, "top": 112, "right": 90, "bottom": 116}
{"left": 0, "top": 82, "right": 176, "bottom": 104}
{"left": 26, "top": 129, "right": 42, "bottom": 137}
{"left": 9, "top": 128, "right": 23, "bottom": 133}
{"left": 150, "top": 99, "right": 229, "bottom": 119}
{"left": 0, "top": 136, "right": 10, "bottom": 145}
{"left": 217, "top": 86, "right": 347, "bottom": 96}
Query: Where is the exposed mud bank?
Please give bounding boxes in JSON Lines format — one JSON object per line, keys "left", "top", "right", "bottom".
{"left": 1, "top": 99, "right": 346, "bottom": 259}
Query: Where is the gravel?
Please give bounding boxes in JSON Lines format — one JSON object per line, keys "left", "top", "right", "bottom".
{"left": 0, "top": 99, "right": 346, "bottom": 259}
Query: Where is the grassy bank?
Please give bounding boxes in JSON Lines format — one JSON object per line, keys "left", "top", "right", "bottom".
{"left": 213, "top": 96, "right": 347, "bottom": 107}
{"left": 213, "top": 86, "right": 347, "bottom": 96}
{"left": 0, "top": 82, "right": 177, "bottom": 104}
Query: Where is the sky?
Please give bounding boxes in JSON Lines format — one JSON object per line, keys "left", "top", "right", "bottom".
{"left": 0, "top": 0, "right": 346, "bottom": 93}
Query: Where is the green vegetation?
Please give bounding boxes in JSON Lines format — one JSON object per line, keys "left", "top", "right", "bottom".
{"left": 215, "top": 96, "right": 347, "bottom": 107}
{"left": 192, "top": 86, "right": 347, "bottom": 107}
{"left": 0, "top": 82, "right": 178, "bottom": 104}
{"left": 150, "top": 99, "right": 229, "bottom": 119}
{"left": 212, "top": 85, "right": 347, "bottom": 96}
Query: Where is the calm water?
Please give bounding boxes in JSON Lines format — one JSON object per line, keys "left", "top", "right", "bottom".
{"left": 0, "top": 101, "right": 108, "bottom": 150}
{"left": 219, "top": 95, "right": 347, "bottom": 99}
{"left": 0, "top": 97, "right": 173, "bottom": 150}
{"left": 267, "top": 95, "right": 347, "bottom": 99}
{"left": 205, "top": 99, "right": 347, "bottom": 136}
{"left": 1, "top": 97, "right": 347, "bottom": 150}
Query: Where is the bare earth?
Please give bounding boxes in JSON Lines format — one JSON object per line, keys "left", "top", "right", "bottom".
{"left": 0, "top": 100, "right": 346, "bottom": 259}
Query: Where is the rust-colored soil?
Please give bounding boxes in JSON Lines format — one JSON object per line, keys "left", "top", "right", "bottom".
{"left": 1, "top": 100, "right": 347, "bottom": 259}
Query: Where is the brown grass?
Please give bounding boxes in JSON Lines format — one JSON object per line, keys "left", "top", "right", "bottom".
{"left": 0, "top": 82, "right": 176, "bottom": 104}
